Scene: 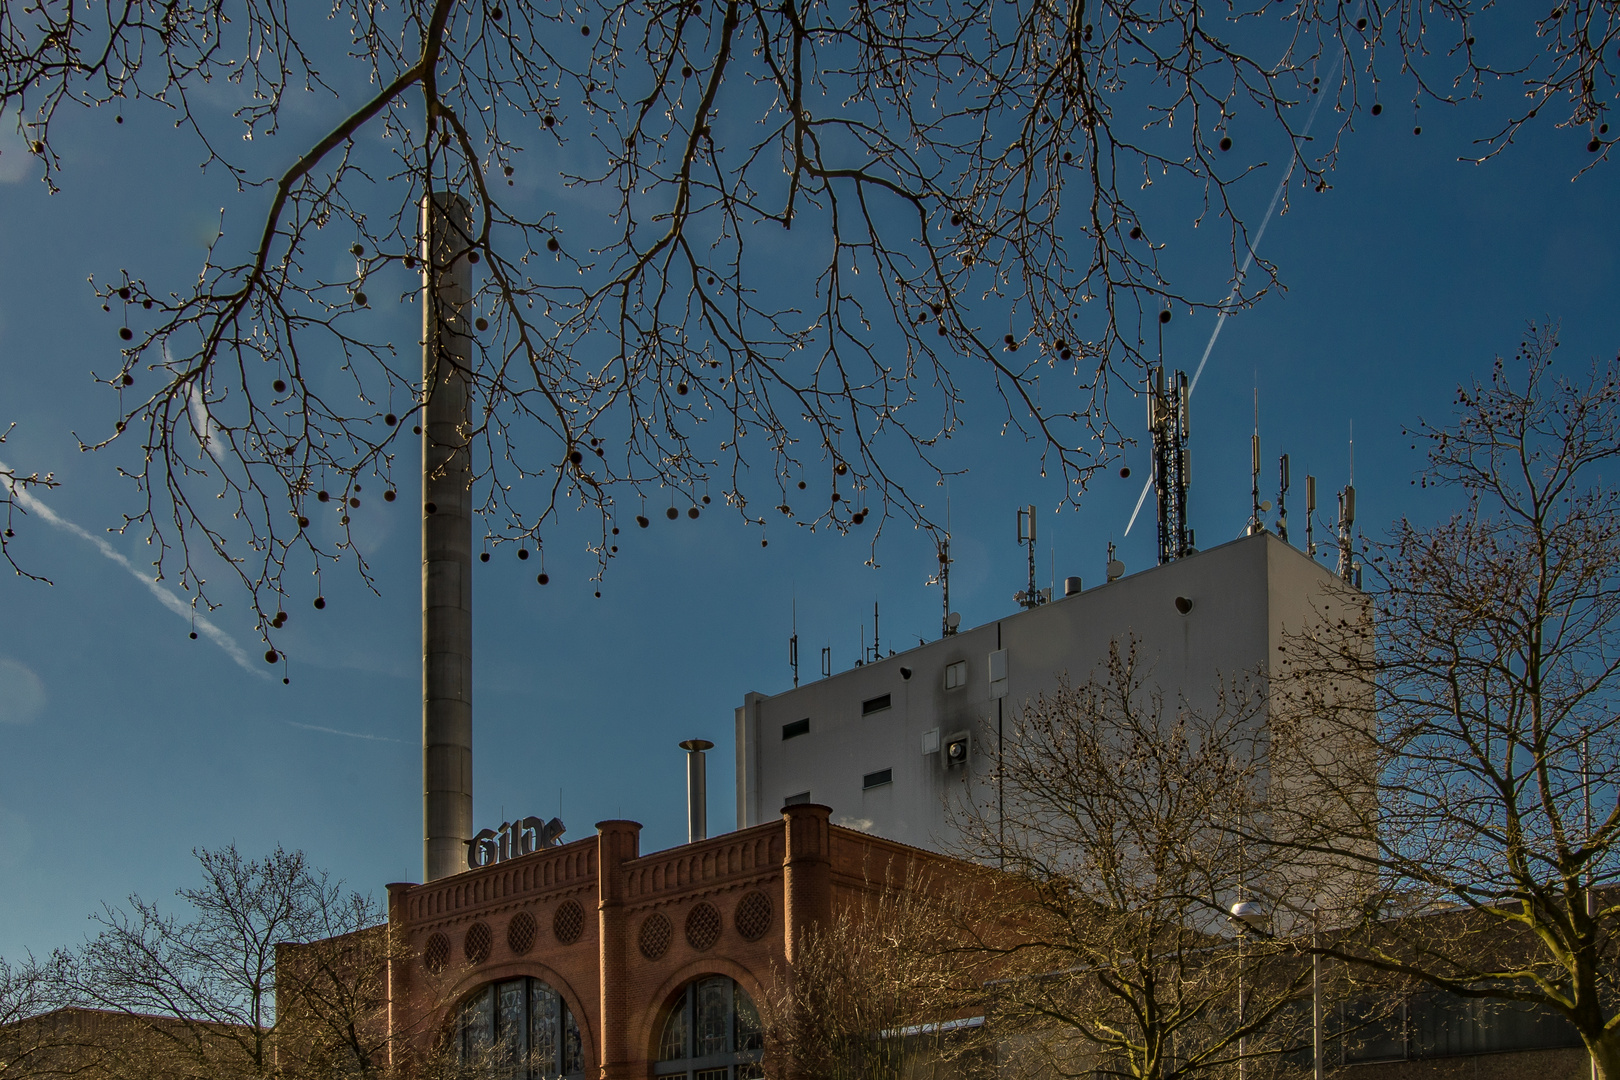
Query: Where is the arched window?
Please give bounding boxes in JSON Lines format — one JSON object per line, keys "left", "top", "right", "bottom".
{"left": 455, "top": 977, "right": 584, "bottom": 1079}
{"left": 655, "top": 976, "right": 763, "bottom": 1080}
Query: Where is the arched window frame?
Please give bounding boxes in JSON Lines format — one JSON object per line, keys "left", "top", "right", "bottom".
{"left": 454, "top": 976, "right": 585, "bottom": 1079}
{"left": 654, "top": 976, "right": 764, "bottom": 1080}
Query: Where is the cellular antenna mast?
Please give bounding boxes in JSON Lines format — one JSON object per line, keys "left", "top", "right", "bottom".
{"left": 1015, "top": 505, "right": 1048, "bottom": 608}
{"left": 1148, "top": 365, "right": 1192, "bottom": 563}
{"left": 1276, "top": 454, "right": 1290, "bottom": 542}
{"left": 789, "top": 597, "right": 799, "bottom": 688}
{"left": 928, "top": 499, "right": 956, "bottom": 636}
{"left": 1246, "top": 388, "right": 1267, "bottom": 536}
{"left": 1305, "top": 474, "right": 1317, "bottom": 556}
{"left": 1338, "top": 424, "right": 1358, "bottom": 585}
{"left": 1337, "top": 483, "right": 1357, "bottom": 584}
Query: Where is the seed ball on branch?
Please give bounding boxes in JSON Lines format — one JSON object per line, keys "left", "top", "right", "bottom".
{"left": 119, "top": 327, "right": 133, "bottom": 340}
{"left": 666, "top": 507, "right": 678, "bottom": 519}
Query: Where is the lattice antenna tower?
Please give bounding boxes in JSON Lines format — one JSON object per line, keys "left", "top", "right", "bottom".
{"left": 1149, "top": 366, "right": 1193, "bottom": 564}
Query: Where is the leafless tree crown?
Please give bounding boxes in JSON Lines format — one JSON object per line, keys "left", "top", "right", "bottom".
{"left": 0, "top": 0, "right": 1613, "bottom": 640}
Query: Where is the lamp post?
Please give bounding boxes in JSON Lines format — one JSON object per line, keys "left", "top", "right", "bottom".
{"left": 1229, "top": 899, "right": 1267, "bottom": 1080}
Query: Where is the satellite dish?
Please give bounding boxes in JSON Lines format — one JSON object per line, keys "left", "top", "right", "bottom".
{"left": 1260, "top": 500, "right": 1273, "bottom": 512}
{"left": 946, "top": 611, "right": 961, "bottom": 629}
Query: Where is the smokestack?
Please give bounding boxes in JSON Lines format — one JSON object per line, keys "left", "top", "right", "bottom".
{"left": 422, "top": 193, "right": 475, "bottom": 882}
{"left": 680, "top": 739, "right": 714, "bottom": 843}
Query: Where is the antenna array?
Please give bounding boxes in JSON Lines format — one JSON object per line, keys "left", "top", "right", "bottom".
{"left": 1149, "top": 367, "right": 1193, "bottom": 564}
{"left": 1014, "top": 506, "right": 1050, "bottom": 609}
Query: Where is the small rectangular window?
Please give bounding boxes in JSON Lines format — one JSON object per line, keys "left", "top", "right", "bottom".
{"left": 782, "top": 718, "right": 810, "bottom": 740}
{"left": 862, "top": 693, "right": 892, "bottom": 715}
{"left": 863, "top": 768, "right": 893, "bottom": 790}
{"left": 944, "top": 660, "right": 967, "bottom": 690}
{"left": 784, "top": 791, "right": 811, "bottom": 806}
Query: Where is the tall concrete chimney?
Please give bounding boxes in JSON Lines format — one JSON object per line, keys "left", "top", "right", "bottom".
{"left": 422, "top": 193, "right": 474, "bottom": 882}
{"left": 680, "top": 739, "right": 713, "bottom": 843}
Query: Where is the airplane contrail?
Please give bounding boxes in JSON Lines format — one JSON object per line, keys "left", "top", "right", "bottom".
{"left": 1124, "top": 51, "right": 1343, "bottom": 539}
{"left": 0, "top": 461, "right": 268, "bottom": 678}
{"left": 285, "top": 720, "right": 400, "bottom": 742}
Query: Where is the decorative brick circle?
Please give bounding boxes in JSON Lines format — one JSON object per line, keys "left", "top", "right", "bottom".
{"left": 639, "top": 912, "right": 672, "bottom": 960}
{"left": 685, "top": 902, "right": 721, "bottom": 951}
{"left": 464, "top": 921, "right": 493, "bottom": 965}
{"left": 423, "top": 932, "right": 450, "bottom": 975}
{"left": 554, "top": 900, "right": 585, "bottom": 945}
{"left": 508, "top": 911, "right": 537, "bottom": 955}
{"left": 734, "top": 892, "right": 771, "bottom": 942}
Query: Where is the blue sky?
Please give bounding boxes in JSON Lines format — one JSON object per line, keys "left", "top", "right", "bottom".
{"left": 0, "top": 46, "right": 1616, "bottom": 961}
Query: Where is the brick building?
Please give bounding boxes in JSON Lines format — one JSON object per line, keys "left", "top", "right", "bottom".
{"left": 380, "top": 802, "right": 953, "bottom": 1080}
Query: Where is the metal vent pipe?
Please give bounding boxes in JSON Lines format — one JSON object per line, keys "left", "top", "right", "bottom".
{"left": 422, "top": 193, "right": 475, "bottom": 882}
{"left": 680, "top": 739, "right": 714, "bottom": 843}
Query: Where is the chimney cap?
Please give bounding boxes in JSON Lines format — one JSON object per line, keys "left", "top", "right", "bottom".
{"left": 679, "top": 739, "right": 715, "bottom": 752}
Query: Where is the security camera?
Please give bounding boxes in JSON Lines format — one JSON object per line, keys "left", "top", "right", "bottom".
{"left": 944, "top": 731, "right": 971, "bottom": 769}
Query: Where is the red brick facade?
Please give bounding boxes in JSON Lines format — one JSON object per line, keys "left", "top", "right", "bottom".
{"left": 382, "top": 803, "right": 959, "bottom": 1077}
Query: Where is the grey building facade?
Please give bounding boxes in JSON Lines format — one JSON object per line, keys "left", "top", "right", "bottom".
{"left": 735, "top": 531, "right": 1344, "bottom": 853}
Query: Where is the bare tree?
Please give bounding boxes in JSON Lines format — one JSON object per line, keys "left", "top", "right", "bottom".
{"left": 45, "top": 844, "right": 413, "bottom": 1080}
{"left": 0, "top": 954, "right": 73, "bottom": 1080}
{"left": 0, "top": 423, "right": 58, "bottom": 581}
{"left": 0, "top": 0, "right": 1613, "bottom": 636}
{"left": 760, "top": 867, "right": 988, "bottom": 1080}
{"left": 1270, "top": 325, "right": 1620, "bottom": 1077}
{"left": 951, "top": 641, "right": 1314, "bottom": 1080}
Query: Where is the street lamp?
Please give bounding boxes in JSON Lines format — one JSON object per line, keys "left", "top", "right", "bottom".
{"left": 1229, "top": 900, "right": 1267, "bottom": 1080}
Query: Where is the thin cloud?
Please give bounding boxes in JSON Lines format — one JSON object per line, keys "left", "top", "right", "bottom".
{"left": 0, "top": 461, "right": 268, "bottom": 679}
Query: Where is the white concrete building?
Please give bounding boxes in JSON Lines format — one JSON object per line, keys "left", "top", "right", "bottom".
{"left": 734, "top": 531, "right": 1346, "bottom": 853}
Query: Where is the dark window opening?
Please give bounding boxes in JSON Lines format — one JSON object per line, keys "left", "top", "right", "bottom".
{"left": 863, "top": 768, "right": 893, "bottom": 789}
{"left": 782, "top": 718, "right": 809, "bottom": 740}
{"left": 862, "top": 694, "right": 892, "bottom": 715}
{"left": 783, "top": 791, "right": 811, "bottom": 806}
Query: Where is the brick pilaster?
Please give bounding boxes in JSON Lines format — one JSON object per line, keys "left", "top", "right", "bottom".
{"left": 595, "top": 820, "right": 642, "bottom": 1080}
{"left": 780, "top": 803, "right": 832, "bottom": 964}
